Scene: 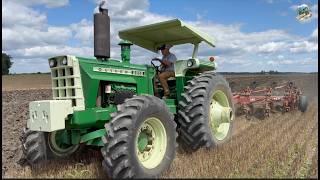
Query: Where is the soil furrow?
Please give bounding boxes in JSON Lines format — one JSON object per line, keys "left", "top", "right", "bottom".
{"left": 289, "top": 109, "right": 318, "bottom": 177}
{"left": 294, "top": 126, "right": 318, "bottom": 177}
{"left": 243, "top": 101, "right": 317, "bottom": 176}
{"left": 211, "top": 112, "right": 289, "bottom": 177}
{"left": 261, "top": 104, "right": 317, "bottom": 177}
{"left": 231, "top": 117, "right": 253, "bottom": 137}
{"left": 237, "top": 110, "right": 307, "bottom": 177}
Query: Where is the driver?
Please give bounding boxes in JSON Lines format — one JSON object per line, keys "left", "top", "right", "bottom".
{"left": 153, "top": 44, "right": 177, "bottom": 98}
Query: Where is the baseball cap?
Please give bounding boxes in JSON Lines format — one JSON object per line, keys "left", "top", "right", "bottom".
{"left": 157, "top": 44, "right": 173, "bottom": 50}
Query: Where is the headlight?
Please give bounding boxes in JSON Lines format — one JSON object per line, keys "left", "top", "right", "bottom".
{"left": 49, "top": 59, "right": 57, "bottom": 68}
{"left": 187, "top": 59, "right": 194, "bottom": 67}
{"left": 62, "top": 57, "right": 68, "bottom": 65}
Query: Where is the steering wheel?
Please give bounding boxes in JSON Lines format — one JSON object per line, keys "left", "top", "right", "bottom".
{"left": 151, "top": 58, "right": 164, "bottom": 74}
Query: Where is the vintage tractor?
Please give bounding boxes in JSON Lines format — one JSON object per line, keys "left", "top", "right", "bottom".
{"left": 20, "top": 4, "right": 234, "bottom": 179}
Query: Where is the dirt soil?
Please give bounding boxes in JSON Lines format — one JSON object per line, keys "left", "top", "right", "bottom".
{"left": 2, "top": 74, "right": 51, "bottom": 91}
{"left": 1, "top": 73, "right": 318, "bottom": 178}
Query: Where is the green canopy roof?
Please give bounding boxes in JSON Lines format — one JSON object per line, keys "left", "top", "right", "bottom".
{"left": 118, "top": 19, "right": 215, "bottom": 53}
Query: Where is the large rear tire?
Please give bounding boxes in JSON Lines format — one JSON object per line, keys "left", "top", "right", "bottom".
{"left": 177, "top": 72, "right": 234, "bottom": 152}
{"left": 101, "top": 95, "right": 177, "bottom": 178}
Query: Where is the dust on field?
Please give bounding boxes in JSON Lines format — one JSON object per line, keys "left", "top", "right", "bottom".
{"left": 2, "top": 74, "right": 51, "bottom": 91}
{"left": 2, "top": 73, "right": 318, "bottom": 178}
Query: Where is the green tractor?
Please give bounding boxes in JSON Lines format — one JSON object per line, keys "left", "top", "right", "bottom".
{"left": 21, "top": 5, "right": 234, "bottom": 179}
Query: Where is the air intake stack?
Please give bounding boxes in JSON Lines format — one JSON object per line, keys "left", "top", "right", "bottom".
{"left": 94, "top": 1, "right": 110, "bottom": 60}
{"left": 119, "top": 40, "right": 133, "bottom": 63}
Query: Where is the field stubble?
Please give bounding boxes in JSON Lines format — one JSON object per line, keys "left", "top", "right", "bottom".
{"left": 2, "top": 73, "right": 318, "bottom": 178}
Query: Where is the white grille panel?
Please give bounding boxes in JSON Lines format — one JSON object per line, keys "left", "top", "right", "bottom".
{"left": 50, "top": 56, "right": 85, "bottom": 111}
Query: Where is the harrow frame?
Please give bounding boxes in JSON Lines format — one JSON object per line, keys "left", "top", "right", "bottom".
{"left": 232, "top": 81, "right": 303, "bottom": 119}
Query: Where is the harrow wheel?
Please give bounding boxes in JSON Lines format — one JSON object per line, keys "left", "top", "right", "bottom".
{"left": 245, "top": 110, "right": 252, "bottom": 120}
{"left": 101, "top": 95, "right": 177, "bottom": 178}
{"left": 177, "top": 72, "right": 234, "bottom": 152}
{"left": 298, "top": 95, "right": 308, "bottom": 112}
{"left": 21, "top": 129, "right": 80, "bottom": 166}
{"left": 243, "top": 105, "right": 253, "bottom": 120}
{"left": 250, "top": 81, "right": 258, "bottom": 90}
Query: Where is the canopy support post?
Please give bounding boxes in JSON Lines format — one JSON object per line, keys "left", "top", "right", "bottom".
{"left": 192, "top": 43, "right": 199, "bottom": 59}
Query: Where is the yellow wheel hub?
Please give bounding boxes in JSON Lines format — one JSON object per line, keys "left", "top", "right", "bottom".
{"left": 209, "top": 90, "right": 233, "bottom": 141}
{"left": 136, "top": 117, "right": 167, "bottom": 169}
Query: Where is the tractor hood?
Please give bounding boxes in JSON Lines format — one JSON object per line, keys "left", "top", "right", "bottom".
{"left": 119, "top": 19, "right": 215, "bottom": 53}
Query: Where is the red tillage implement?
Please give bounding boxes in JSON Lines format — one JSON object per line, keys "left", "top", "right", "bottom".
{"left": 232, "top": 81, "right": 308, "bottom": 119}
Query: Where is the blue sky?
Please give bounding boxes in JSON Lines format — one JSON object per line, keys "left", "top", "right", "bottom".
{"left": 2, "top": 0, "right": 318, "bottom": 73}
{"left": 151, "top": 0, "right": 317, "bottom": 35}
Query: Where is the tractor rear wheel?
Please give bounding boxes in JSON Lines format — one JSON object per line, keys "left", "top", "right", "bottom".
{"left": 298, "top": 95, "right": 308, "bottom": 112}
{"left": 177, "top": 72, "right": 234, "bottom": 152}
{"left": 101, "top": 95, "right": 177, "bottom": 178}
{"left": 21, "top": 128, "right": 80, "bottom": 166}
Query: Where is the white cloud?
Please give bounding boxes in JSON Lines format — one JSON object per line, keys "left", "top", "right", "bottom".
{"left": 300, "top": 59, "right": 317, "bottom": 65}
{"left": 2, "top": 1, "right": 47, "bottom": 29}
{"left": 290, "top": 4, "right": 299, "bottom": 11}
{"left": 2, "top": 1, "right": 73, "bottom": 50}
{"left": 257, "top": 42, "right": 288, "bottom": 53}
{"left": 8, "top": 0, "right": 69, "bottom": 8}
{"left": 2, "top": 26, "right": 73, "bottom": 50}
{"left": 10, "top": 45, "right": 93, "bottom": 59}
{"left": 93, "top": 0, "right": 149, "bottom": 20}
{"left": 310, "top": 28, "right": 318, "bottom": 41}
{"left": 311, "top": 4, "right": 318, "bottom": 19}
{"left": 70, "top": 19, "right": 93, "bottom": 45}
{"left": 181, "top": 20, "right": 297, "bottom": 57}
{"left": 280, "top": 60, "right": 294, "bottom": 64}
{"left": 267, "top": 58, "right": 317, "bottom": 66}
{"left": 289, "top": 41, "right": 318, "bottom": 53}
{"left": 267, "top": 59, "right": 294, "bottom": 65}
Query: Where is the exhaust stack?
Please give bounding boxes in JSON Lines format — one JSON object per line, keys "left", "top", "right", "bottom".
{"left": 94, "top": 1, "right": 110, "bottom": 60}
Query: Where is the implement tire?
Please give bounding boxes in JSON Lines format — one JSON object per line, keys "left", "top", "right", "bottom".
{"left": 298, "top": 95, "right": 308, "bottom": 112}
{"left": 177, "top": 72, "right": 234, "bottom": 152}
{"left": 101, "top": 95, "right": 177, "bottom": 178}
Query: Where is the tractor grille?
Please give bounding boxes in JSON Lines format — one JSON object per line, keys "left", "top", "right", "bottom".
{"left": 50, "top": 56, "right": 85, "bottom": 111}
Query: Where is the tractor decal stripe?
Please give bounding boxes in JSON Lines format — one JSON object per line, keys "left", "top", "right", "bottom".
{"left": 93, "top": 67, "right": 145, "bottom": 76}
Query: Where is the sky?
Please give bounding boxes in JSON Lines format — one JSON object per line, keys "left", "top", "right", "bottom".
{"left": 2, "top": 0, "right": 318, "bottom": 73}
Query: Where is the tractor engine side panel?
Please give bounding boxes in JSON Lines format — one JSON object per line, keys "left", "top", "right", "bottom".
{"left": 78, "top": 58, "right": 155, "bottom": 108}
{"left": 64, "top": 57, "right": 156, "bottom": 128}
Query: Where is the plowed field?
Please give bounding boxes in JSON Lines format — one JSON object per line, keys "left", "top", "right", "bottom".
{"left": 2, "top": 73, "right": 318, "bottom": 178}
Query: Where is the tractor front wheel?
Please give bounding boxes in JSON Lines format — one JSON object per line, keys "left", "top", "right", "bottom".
{"left": 21, "top": 129, "right": 80, "bottom": 166}
{"left": 101, "top": 95, "right": 177, "bottom": 178}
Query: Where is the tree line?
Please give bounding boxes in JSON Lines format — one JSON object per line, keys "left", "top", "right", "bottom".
{"left": 2, "top": 53, "right": 13, "bottom": 75}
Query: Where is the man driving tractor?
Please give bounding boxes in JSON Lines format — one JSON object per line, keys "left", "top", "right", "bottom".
{"left": 153, "top": 44, "right": 177, "bottom": 98}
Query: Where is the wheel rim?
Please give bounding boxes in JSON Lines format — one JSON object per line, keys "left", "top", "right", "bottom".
{"left": 210, "top": 90, "right": 233, "bottom": 141}
{"left": 136, "top": 117, "right": 167, "bottom": 169}
{"left": 48, "top": 130, "right": 79, "bottom": 156}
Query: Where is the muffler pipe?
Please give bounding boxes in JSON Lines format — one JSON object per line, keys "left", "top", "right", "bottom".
{"left": 94, "top": 1, "right": 110, "bottom": 60}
